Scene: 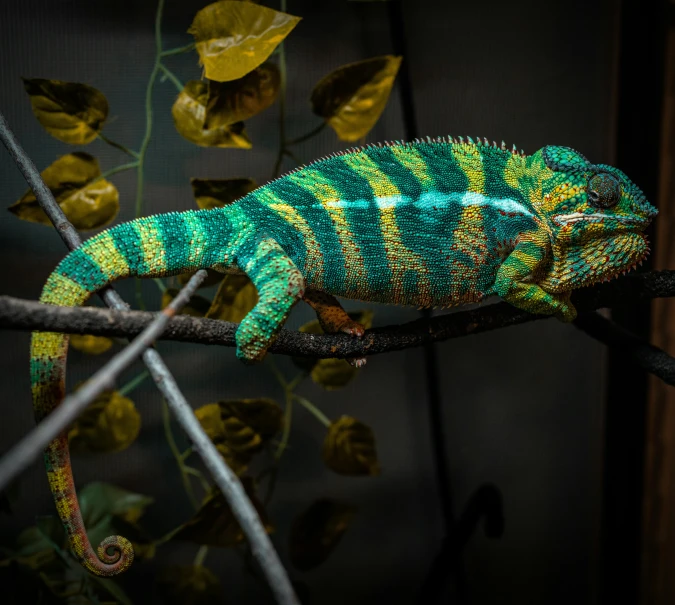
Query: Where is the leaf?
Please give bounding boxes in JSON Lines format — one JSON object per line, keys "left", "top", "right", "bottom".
{"left": 190, "top": 177, "right": 257, "bottom": 210}
{"left": 70, "top": 334, "right": 114, "bottom": 355}
{"left": 172, "top": 80, "right": 252, "bottom": 148}
{"left": 177, "top": 268, "right": 225, "bottom": 288}
{"left": 79, "top": 482, "right": 153, "bottom": 528}
{"left": 8, "top": 152, "right": 119, "bottom": 230}
{"left": 22, "top": 78, "right": 108, "bottom": 144}
{"left": 205, "top": 274, "right": 258, "bottom": 322}
{"left": 204, "top": 63, "right": 280, "bottom": 129}
{"left": 322, "top": 416, "right": 380, "bottom": 476}
{"left": 172, "top": 480, "right": 272, "bottom": 547}
{"left": 68, "top": 390, "right": 141, "bottom": 454}
{"left": 295, "top": 310, "right": 373, "bottom": 387}
{"left": 289, "top": 499, "right": 356, "bottom": 571}
{"left": 157, "top": 565, "right": 226, "bottom": 605}
{"left": 161, "top": 287, "right": 213, "bottom": 317}
{"left": 311, "top": 55, "right": 402, "bottom": 142}
{"left": 189, "top": 1, "right": 301, "bottom": 82}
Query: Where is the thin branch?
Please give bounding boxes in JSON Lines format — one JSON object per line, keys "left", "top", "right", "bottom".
{"left": 0, "top": 108, "right": 299, "bottom": 605}
{"left": 574, "top": 312, "right": 675, "bottom": 386}
{"left": 0, "top": 270, "right": 207, "bottom": 492}
{"left": 1, "top": 270, "right": 674, "bottom": 361}
{"left": 158, "top": 63, "right": 184, "bottom": 93}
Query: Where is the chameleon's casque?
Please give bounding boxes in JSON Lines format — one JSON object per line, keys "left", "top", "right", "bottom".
{"left": 29, "top": 138, "right": 656, "bottom": 575}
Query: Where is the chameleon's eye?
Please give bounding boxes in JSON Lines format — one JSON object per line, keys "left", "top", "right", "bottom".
{"left": 587, "top": 173, "right": 621, "bottom": 209}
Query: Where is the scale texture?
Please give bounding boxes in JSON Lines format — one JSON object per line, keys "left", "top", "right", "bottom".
{"left": 29, "top": 138, "right": 657, "bottom": 575}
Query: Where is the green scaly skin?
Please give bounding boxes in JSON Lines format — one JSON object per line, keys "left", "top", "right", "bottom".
{"left": 29, "top": 138, "right": 657, "bottom": 575}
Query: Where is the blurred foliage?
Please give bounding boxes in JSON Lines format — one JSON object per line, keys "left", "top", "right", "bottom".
{"left": 157, "top": 565, "right": 226, "bottom": 605}
{"left": 191, "top": 177, "right": 258, "bottom": 210}
{"left": 70, "top": 333, "right": 114, "bottom": 355}
{"left": 323, "top": 415, "right": 380, "bottom": 476}
{"left": 206, "top": 274, "right": 258, "bottom": 322}
{"left": 161, "top": 287, "right": 213, "bottom": 317}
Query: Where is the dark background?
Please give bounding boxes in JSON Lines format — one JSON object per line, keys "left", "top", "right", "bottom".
{"left": 0, "top": 0, "right": 666, "bottom": 603}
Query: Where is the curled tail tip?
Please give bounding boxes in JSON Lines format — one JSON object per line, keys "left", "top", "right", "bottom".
{"left": 85, "top": 535, "right": 134, "bottom": 576}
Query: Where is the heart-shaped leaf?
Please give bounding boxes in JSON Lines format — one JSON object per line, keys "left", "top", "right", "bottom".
{"left": 204, "top": 63, "right": 280, "bottom": 129}
{"left": 311, "top": 55, "right": 402, "bottom": 142}
{"left": 70, "top": 334, "right": 114, "bottom": 355}
{"left": 190, "top": 177, "right": 257, "bottom": 210}
{"left": 8, "top": 152, "right": 119, "bottom": 230}
{"left": 172, "top": 80, "right": 252, "bottom": 148}
{"left": 189, "top": 1, "right": 300, "bottom": 82}
{"left": 79, "top": 482, "right": 153, "bottom": 527}
{"left": 22, "top": 78, "right": 109, "bottom": 144}
{"left": 68, "top": 391, "right": 141, "bottom": 454}
{"left": 289, "top": 499, "right": 356, "bottom": 570}
{"left": 205, "top": 274, "right": 258, "bottom": 322}
{"left": 322, "top": 415, "right": 380, "bottom": 476}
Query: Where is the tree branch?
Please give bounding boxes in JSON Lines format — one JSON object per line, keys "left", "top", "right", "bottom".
{"left": 0, "top": 270, "right": 207, "bottom": 492}
{"left": 1, "top": 269, "right": 674, "bottom": 361}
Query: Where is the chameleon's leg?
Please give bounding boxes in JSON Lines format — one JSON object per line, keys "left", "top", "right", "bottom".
{"left": 493, "top": 232, "right": 576, "bottom": 321}
{"left": 235, "top": 237, "right": 305, "bottom": 363}
{"left": 303, "top": 288, "right": 367, "bottom": 368}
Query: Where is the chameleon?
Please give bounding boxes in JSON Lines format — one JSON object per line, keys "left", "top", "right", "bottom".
{"left": 29, "top": 137, "right": 657, "bottom": 576}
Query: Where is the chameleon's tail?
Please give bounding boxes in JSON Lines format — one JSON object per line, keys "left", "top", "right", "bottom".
{"left": 30, "top": 209, "right": 235, "bottom": 576}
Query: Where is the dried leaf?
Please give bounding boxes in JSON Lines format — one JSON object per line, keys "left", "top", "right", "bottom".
{"left": 70, "top": 334, "right": 114, "bottom": 355}
{"left": 311, "top": 55, "right": 402, "bottom": 141}
{"left": 22, "top": 78, "right": 108, "bottom": 144}
{"left": 157, "top": 565, "right": 226, "bottom": 605}
{"left": 295, "top": 310, "right": 373, "bottom": 387}
{"left": 204, "top": 63, "right": 280, "bottom": 129}
{"left": 322, "top": 415, "right": 380, "bottom": 476}
{"left": 172, "top": 80, "right": 252, "bottom": 148}
{"left": 68, "top": 391, "right": 141, "bottom": 454}
{"left": 189, "top": 1, "right": 300, "bottom": 82}
{"left": 8, "top": 152, "right": 119, "bottom": 230}
{"left": 205, "top": 274, "right": 258, "bottom": 322}
{"left": 161, "top": 287, "right": 212, "bottom": 317}
{"left": 177, "top": 268, "right": 225, "bottom": 289}
{"left": 190, "top": 177, "right": 257, "bottom": 210}
{"left": 289, "top": 499, "right": 356, "bottom": 570}
{"left": 172, "top": 480, "right": 272, "bottom": 547}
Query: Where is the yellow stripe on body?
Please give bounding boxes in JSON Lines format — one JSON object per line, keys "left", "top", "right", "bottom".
{"left": 82, "top": 231, "right": 130, "bottom": 282}
{"left": 452, "top": 145, "right": 485, "bottom": 194}
{"left": 31, "top": 331, "right": 67, "bottom": 362}
{"left": 256, "top": 189, "right": 324, "bottom": 289}
{"left": 288, "top": 170, "right": 364, "bottom": 296}
{"left": 183, "top": 213, "right": 208, "bottom": 268}
{"left": 389, "top": 145, "right": 435, "bottom": 188}
{"left": 134, "top": 220, "right": 167, "bottom": 276}
{"left": 341, "top": 152, "right": 432, "bottom": 306}
{"left": 40, "top": 272, "right": 89, "bottom": 306}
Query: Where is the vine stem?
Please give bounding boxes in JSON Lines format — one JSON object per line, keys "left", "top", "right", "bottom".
{"left": 118, "top": 369, "right": 150, "bottom": 396}
{"left": 160, "top": 41, "right": 196, "bottom": 57}
{"left": 293, "top": 394, "right": 331, "bottom": 427}
{"left": 271, "top": 0, "right": 288, "bottom": 179}
{"left": 97, "top": 132, "right": 140, "bottom": 159}
{"left": 158, "top": 63, "right": 184, "bottom": 93}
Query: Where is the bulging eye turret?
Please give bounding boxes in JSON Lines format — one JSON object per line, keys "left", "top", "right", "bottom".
{"left": 587, "top": 173, "right": 621, "bottom": 209}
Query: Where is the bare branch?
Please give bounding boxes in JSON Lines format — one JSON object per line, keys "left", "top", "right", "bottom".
{"left": 0, "top": 270, "right": 207, "bottom": 492}
{"left": 0, "top": 110, "right": 299, "bottom": 605}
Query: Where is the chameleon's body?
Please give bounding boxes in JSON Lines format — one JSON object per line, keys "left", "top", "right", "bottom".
{"left": 30, "top": 138, "right": 656, "bottom": 575}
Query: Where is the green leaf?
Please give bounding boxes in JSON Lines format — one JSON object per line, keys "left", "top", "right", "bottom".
{"left": 157, "top": 565, "right": 226, "bottom": 605}
{"left": 311, "top": 55, "right": 402, "bottom": 142}
{"left": 204, "top": 63, "right": 280, "bottom": 129}
{"left": 190, "top": 177, "right": 257, "bottom": 210}
{"left": 70, "top": 333, "right": 114, "bottom": 355}
{"left": 189, "top": 1, "right": 301, "bottom": 82}
{"left": 68, "top": 390, "right": 141, "bottom": 454}
{"left": 177, "top": 268, "right": 225, "bottom": 289}
{"left": 22, "top": 78, "right": 108, "bottom": 144}
{"left": 8, "top": 152, "right": 119, "bottom": 230}
{"left": 289, "top": 499, "right": 356, "bottom": 570}
{"left": 171, "top": 480, "right": 272, "bottom": 547}
{"left": 161, "top": 287, "right": 213, "bottom": 317}
{"left": 79, "top": 482, "right": 153, "bottom": 528}
{"left": 322, "top": 415, "right": 380, "bottom": 476}
{"left": 172, "top": 80, "right": 252, "bottom": 148}
{"left": 205, "top": 274, "right": 258, "bottom": 322}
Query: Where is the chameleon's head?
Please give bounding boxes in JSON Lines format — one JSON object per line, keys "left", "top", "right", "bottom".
{"left": 532, "top": 145, "right": 657, "bottom": 292}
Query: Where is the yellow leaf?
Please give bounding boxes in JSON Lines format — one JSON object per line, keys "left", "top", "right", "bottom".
{"left": 322, "top": 415, "right": 380, "bottom": 476}
{"left": 172, "top": 80, "right": 252, "bottom": 148}
{"left": 289, "top": 499, "right": 356, "bottom": 571}
{"left": 160, "top": 287, "right": 212, "bottom": 317}
{"left": 177, "top": 268, "right": 225, "bottom": 288}
{"left": 311, "top": 55, "right": 402, "bottom": 142}
{"left": 204, "top": 63, "right": 280, "bottom": 129}
{"left": 205, "top": 274, "right": 258, "bottom": 322}
{"left": 190, "top": 177, "right": 257, "bottom": 210}
{"left": 157, "top": 565, "right": 226, "bottom": 605}
{"left": 22, "top": 78, "right": 108, "bottom": 144}
{"left": 68, "top": 391, "right": 141, "bottom": 454}
{"left": 8, "top": 152, "right": 119, "bottom": 230}
{"left": 189, "top": 1, "right": 301, "bottom": 82}
{"left": 70, "top": 334, "right": 114, "bottom": 355}
{"left": 172, "top": 480, "right": 272, "bottom": 547}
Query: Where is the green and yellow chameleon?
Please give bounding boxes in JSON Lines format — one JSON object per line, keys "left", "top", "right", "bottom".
{"left": 30, "top": 138, "right": 656, "bottom": 575}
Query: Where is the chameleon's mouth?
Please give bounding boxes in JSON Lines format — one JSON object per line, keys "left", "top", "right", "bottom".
{"left": 552, "top": 212, "right": 650, "bottom": 227}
